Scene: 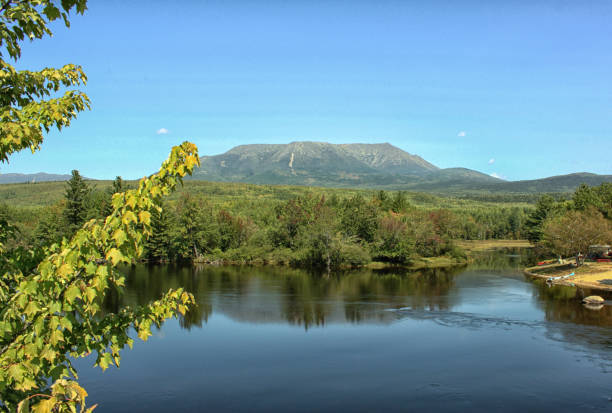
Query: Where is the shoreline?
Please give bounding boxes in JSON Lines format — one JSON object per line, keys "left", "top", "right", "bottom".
{"left": 524, "top": 262, "right": 612, "bottom": 293}
{"left": 187, "top": 239, "right": 533, "bottom": 270}
{"left": 192, "top": 256, "right": 470, "bottom": 270}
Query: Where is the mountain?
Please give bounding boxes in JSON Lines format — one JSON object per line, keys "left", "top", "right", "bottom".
{"left": 188, "top": 142, "right": 612, "bottom": 193}
{"left": 484, "top": 173, "right": 612, "bottom": 193}
{"left": 0, "top": 172, "right": 75, "bottom": 184}
{"left": 5, "top": 143, "right": 610, "bottom": 194}
{"left": 191, "top": 141, "right": 442, "bottom": 187}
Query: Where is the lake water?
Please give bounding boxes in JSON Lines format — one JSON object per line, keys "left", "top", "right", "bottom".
{"left": 75, "top": 250, "right": 612, "bottom": 412}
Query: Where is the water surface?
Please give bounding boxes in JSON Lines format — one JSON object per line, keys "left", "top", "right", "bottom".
{"left": 76, "top": 251, "right": 612, "bottom": 412}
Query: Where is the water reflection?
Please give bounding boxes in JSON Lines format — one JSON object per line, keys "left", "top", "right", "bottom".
{"left": 106, "top": 265, "right": 465, "bottom": 330}
{"left": 105, "top": 250, "right": 611, "bottom": 331}
{"left": 88, "top": 250, "right": 612, "bottom": 412}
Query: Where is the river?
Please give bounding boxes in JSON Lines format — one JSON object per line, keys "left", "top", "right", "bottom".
{"left": 74, "top": 250, "right": 612, "bottom": 412}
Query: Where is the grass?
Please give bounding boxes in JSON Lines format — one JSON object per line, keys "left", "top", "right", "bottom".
{"left": 456, "top": 239, "right": 533, "bottom": 252}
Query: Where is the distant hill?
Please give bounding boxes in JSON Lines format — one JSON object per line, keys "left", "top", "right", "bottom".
{"left": 484, "top": 173, "right": 612, "bottom": 193}
{"left": 188, "top": 141, "right": 612, "bottom": 194}
{"left": 0, "top": 172, "right": 75, "bottom": 184}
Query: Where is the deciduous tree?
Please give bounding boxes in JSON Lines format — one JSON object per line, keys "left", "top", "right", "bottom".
{"left": 541, "top": 208, "right": 612, "bottom": 258}
{"left": 0, "top": 2, "right": 200, "bottom": 411}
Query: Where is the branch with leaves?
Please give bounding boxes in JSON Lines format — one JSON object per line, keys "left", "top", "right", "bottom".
{"left": 1, "top": 142, "right": 200, "bottom": 412}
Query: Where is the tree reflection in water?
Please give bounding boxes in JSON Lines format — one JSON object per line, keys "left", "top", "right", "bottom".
{"left": 101, "top": 250, "right": 611, "bottom": 363}
{"left": 103, "top": 264, "right": 464, "bottom": 330}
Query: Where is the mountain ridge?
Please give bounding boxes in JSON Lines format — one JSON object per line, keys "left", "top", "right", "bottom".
{"left": 0, "top": 172, "right": 75, "bottom": 184}
{"left": 187, "top": 141, "right": 612, "bottom": 193}
{"left": 2, "top": 143, "right": 611, "bottom": 193}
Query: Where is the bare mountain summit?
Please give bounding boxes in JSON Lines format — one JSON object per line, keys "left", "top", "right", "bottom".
{"left": 190, "top": 141, "right": 483, "bottom": 187}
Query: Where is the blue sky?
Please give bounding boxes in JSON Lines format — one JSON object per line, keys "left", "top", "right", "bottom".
{"left": 3, "top": 0, "right": 612, "bottom": 181}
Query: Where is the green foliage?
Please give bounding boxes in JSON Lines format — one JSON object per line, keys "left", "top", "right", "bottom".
{"left": 572, "top": 182, "right": 612, "bottom": 219}
{"left": 144, "top": 201, "right": 176, "bottom": 263}
{"left": 524, "top": 195, "right": 559, "bottom": 243}
{"left": 0, "top": 2, "right": 202, "bottom": 411}
{"left": 339, "top": 194, "right": 379, "bottom": 243}
{"left": 372, "top": 214, "right": 415, "bottom": 264}
{"left": 0, "top": 142, "right": 200, "bottom": 412}
{"left": 0, "top": 0, "right": 90, "bottom": 163}
{"left": 530, "top": 183, "right": 612, "bottom": 258}
{"left": 111, "top": 176, "right": 124, "bottom": 195}
{"left": 540, "top": 207, "right": 612, "bottom": 257}
{"left": 63, "top": 170, "right": 90, "bottom": 232}
{"left": 390, "top": 191, "right": 410, "bottom": 213}
{"left": 3, "top": 184, "right": 538, "bottom": 269}
{"left": 217, "top": 209, "right": 250, "bottom": 251}
{"left": 34, "top": 200, "right": 66, "bottom": 247}
{"left": 174, "top": 194, "right": 218, "bottom": 260}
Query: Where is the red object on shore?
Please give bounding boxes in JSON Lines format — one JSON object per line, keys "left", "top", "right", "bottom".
{"left": 596, "top": 259, "right": 611, "bottom": 262}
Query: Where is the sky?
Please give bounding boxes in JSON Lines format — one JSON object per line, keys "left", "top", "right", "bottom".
{"left": 2, "top": 0, "right": 612, "bottom": 181}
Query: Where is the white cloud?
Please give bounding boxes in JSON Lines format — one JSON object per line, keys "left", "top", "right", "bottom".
{"left": 457, "top": 131, "right": 466, "bottom": 137}
{"left": 488, "top": 158, "right": 495, "bottom": 164}
{"left": 490, "top": 172, "right": 506, "bottom": 180}
{"left": 156, "top": 128, "right": 169, "bottom": 135}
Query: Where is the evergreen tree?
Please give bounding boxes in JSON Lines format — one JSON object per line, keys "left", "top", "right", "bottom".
{"left": 524, "top": 195, "right": 557, "bottom": 243}
{"left": 391, "top": 191, "right": 410, "bottom": 213}
{"left": 176, "top": 194, "right": 218, "bottom": 260}
{"left": 63, "top": 169, "right": 90, "bottom": 232}
{"left": 112, "top": 176, "right": 124, "bottom": 193}
{"left": 145, "top": 202, "right": 176, "bottom": 262}
{"left": 100, "top": 176, "right": 126, "bottom": 217}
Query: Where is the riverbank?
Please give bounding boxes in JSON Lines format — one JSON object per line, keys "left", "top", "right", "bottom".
{"left": 457, "top": 239, "right": 533, "bottom": 252}
{"left": 524, "top": 261, "right": 612, "bottom": 292}
{"left": 195, "top": 239, "right": 532, "bottom": 270}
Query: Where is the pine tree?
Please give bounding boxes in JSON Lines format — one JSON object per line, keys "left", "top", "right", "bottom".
{"left": 63, "top": 169, "right": 90, "bottom": 232}
{"left": 524, "top": 195, "right": 557, "bottom": 243}
{"left": 145, "top": 202, "right": 175, "bottom": 262}
{"left": 112, "top": 176, "right": 124, "bottom": 194}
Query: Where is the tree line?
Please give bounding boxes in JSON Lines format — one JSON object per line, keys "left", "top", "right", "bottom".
{"left": 7, "top": 170, "right": 609, "bottom": 271}
{"left": 1, "top": 172, "right": 548, "bottom": 271}
{"left": 523, "top": 183, "right": 612, "bottom": 258}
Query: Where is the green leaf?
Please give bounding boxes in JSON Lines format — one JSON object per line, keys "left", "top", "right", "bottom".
{"left": 65, "top": 285, "right": 81, "bottom": 303}
{"left": 49, "top": 329, "right": 65, "bottom": 346}
{"left": 23, "top": 301, "right": 41, "bottom": 316}
{"left": 17, "top": 398, "right": 30, "bottom": 413}
{"left": 97, "top": 353, "right": 113, "bottom": 371}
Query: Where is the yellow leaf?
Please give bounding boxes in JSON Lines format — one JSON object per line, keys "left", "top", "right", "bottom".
{"left": 105, "top": 249, "right": 123, "bottom": 266}
{"left": 138, "top": 210, "right": 151, "bottom": 225}
{"left": 112, "top": 229, "right": 127, "bottom": 246}
{"left": 122, "top": 211, "right": 137, "bottom": 226}
{"left": 57, "top": 263, "right": 72, "bottom": 277}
